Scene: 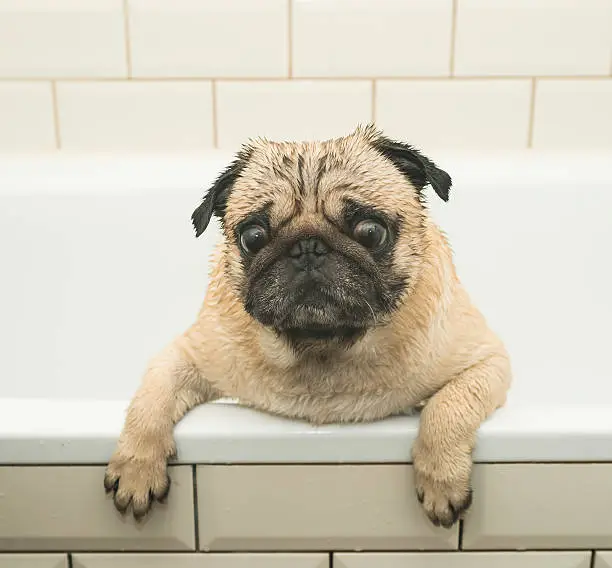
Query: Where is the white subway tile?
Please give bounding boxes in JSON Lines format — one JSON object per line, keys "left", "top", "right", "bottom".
{"left": 0, "top": 466, "right": 194, "bottom": 551}
{"left": 56, "top": 81, "right": 213, "bottom": 151}
{"left": 0, "top": 555, "right": 67, "bottom": 568}
{"left": 0, "top": 82, "right": 56, "bottom": 151}
{"left": 376, "top": 79, "right": 531, "bottom": 148}
{"left": 293, "top": 0, "right": 452, "bottom": 77}
{"left": 454, "top": 0, "right": 612, "bottom": 77}
{"left": 216, "top": 81, "right": 372, "bottom": 147}
{"left": 129, "top": 0, "right": 288, "bottom": 78}
{"left": 532, "top": 80, "right": 612, "bottom": 148}
{"left": 0, "top": 0, "right": 127, "bottom": 78}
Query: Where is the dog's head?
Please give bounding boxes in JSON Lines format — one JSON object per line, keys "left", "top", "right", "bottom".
{"left": 192, "top": 125, "right": 451, "bottom": 349}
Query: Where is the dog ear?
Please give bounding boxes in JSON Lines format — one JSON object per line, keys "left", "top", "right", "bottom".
{"left": 191, "top": 149, "right": 252, "bottom": 237}
{"left": 372, "top": 135, "right": 452, "bottom": 202}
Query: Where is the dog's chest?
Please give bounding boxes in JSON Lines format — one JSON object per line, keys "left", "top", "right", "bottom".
{"left": 234, "top": 356, "right": 428, "bottom": 424}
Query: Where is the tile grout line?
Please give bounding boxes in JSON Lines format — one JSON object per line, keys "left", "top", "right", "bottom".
{"left": 0, "top": 75, "right": 610, "bottom": 83}
{"left": 50, "top": 81, "right": 62, "bottom": 150}
{"left": 458, "top": 519, "right": 464, "bottom": 550}
{"left": 67, "top": 552, "right": 73, "bottom": 568}
{"left": 590, "top": 550, "right": 596, "bottom": 568}
{"left": 8, "top": 459, "right": 612, "bottom": 467}
{"left": 527, "top": 77, "right": 537, "bottom": 148}
{"left": 329, "top": 551, "right": 334, "bottom": 567}
{"left": 123, "top": 0, "right": 133, "bottom": 78}
{"left": 192, "top": 465, "right": 200, "bottom": 551}
{"left": 3, "top": 547, "right": 611, "bottom": 555}
{"left": 449, "top": 0, "right": 458, "bottom": 76}
{"left": 287, "top": 0, "right": 293, "bottom": 78}
{"left": 371, "top": 80, "right": 377, "bottom": 124}
{"left": 211, "top": 80, "right": 219, "bottom": 149}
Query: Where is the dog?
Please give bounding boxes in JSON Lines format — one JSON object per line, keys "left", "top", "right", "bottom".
{"left": 104, "top": 125, "right": 511, "bottom": 528}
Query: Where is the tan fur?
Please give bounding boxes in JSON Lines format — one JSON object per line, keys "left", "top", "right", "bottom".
{"left": 105, "top": 126, "right": 511, "bottom": 528}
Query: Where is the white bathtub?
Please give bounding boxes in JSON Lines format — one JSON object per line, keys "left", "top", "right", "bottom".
{"left": 1, "top": 151, "right": 611, "bottom": 465}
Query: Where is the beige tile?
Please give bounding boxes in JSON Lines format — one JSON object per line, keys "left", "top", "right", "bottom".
{"left": 74, "top": 553, "right": 329, "bottom": 568}
{"left": 463, "top": 464, "right": 612, "bottom": 549}
{"left": 375, "top": 79, "right": 531, "bottom": 149}
{"left": 197, "top": 465, "right": 458, "bottom": 551}
{"left": 0, "top": 555, "right": 67, "bottom": 568}
{"left": 293, "top": 0, "right": 452, "bottom": 77}
{"left": 454, "top": 0, "right": 612, "bottom": 76}
{"left": 532, "top": 79, "right": 612, "bottom": 149}
{"left": 56, "top": 81, "right": 213, "bottom": 151}
{"left": 335, "top": 552, "right": 591, "bottom": 568}
{"left": 128, "top": 0, "right": 288, "bottom": 78}
{"left": 216, "top": 80, "right": 371, "bottom": 147}
{"left": 0, "top": 82, "right": 56, "bottom": 151}
{"left": 0, "top": 0, "right": 126, "bottom": 78}
{"left": 595, "top": 552, "right": 612, "bottom": 568}
{"left": 0, "top": 466, "right": 194, "bottom": 551}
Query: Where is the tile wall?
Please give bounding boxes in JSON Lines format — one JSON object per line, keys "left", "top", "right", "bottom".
{"left": 0, "top": 0, "right": 610, "bottom": 152}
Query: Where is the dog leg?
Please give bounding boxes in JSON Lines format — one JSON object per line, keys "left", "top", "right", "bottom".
{"left": 412, "top": 354, "right": 511, "bottom": 528}
{"left": 104, "top": 340, "right": 220, "bottom": 519}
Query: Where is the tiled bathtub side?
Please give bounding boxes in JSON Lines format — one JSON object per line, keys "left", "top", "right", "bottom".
{"left": 2, "top": 463, "right": 612, "bottom": 563}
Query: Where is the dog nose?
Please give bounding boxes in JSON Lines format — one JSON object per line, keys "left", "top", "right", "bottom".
{"left": 288, "top": 238, "right": 330, "bottom": 271}
{"left": 288, "top": 237, "right": 330, "bottom": 259}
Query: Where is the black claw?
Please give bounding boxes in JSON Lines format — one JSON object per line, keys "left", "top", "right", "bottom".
{"left": 156, "top": 476, "right": 171, "bottom": 503}
{"left": 443, "top": 487, "right": 474, "bottom": 528}
{"left": 463, "top": 488, "right": 474, "bottom": 512}
{"left": 440, "top": 517, "right": 456, "bottom": 529}
{"left": 453, "top": 487, "right": 474, "bottom": 518}
{"left": 133, "top": 502, "right": 152, "bottom": 522}
{"left": 115, "top": 502, "right": 130, "bottom": 515}
{"left": 448, "top": 503, "right": 459, "bottom": 525}
{"left": 416, "top": 488, "right": 424, "bottom": 504}
{"left": 113, "top": 494, "right": 131, "bottom": 515}
{"left": 104, "top": 476, "right": 118, "bottom": 493}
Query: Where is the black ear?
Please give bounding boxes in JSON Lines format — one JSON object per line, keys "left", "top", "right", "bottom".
{"left": 371, "top": 136, "right": 452, "bottom": 202}
{"left": 191, "top": 149, "right": 251, "bottom": 237}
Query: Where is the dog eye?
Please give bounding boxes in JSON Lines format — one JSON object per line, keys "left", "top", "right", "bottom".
{"left": 353, "top": 220, "right": 388, "bottom": 249}
{"left": 240, "top": 225, "right": 269, "bottom": 255}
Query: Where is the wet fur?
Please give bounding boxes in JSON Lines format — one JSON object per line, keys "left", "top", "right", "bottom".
{"left": 105, "top": 125, "right": 511, "bottom": 528}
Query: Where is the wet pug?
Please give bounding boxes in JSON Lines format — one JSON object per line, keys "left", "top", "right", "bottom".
{"left": 104, "top": 125, "right": 511, "bottom": 528}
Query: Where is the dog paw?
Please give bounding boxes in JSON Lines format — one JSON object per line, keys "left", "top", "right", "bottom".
{"left": 413, "top": 447, "right": 473, "bottom": 528}
{"left": 104, "top": 449, "right": 172, "bottom": 520}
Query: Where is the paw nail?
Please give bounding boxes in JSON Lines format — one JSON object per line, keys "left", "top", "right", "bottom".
{"left": 103, "top": 477, "right": 118, "bottom": 492}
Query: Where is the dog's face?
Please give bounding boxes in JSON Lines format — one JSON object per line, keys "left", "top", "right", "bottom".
{"left": 192, "top": 126, "right": 451, "bottom": 349}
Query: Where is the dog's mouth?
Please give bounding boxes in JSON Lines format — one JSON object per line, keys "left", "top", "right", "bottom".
{"left": 281, "top": 326, "right": 365, "bottom": 342}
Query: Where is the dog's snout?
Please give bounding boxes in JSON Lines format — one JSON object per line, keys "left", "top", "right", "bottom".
{"left": 288, "top": 237, "right": 330, "bottom": 259}
{"left": 288, "top": 237, "right": 330, "bottom": 271}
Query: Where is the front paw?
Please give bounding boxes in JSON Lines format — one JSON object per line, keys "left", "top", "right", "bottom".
{"left": 104, "top": 445, "right": 174, "bottom": 520}
{"left": 412, "top": 444, "right": 473, "bottom": 529}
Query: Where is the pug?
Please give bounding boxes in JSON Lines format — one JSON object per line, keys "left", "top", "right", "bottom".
{"left": 104, "top": 125, "right": 511, "bottom": 528}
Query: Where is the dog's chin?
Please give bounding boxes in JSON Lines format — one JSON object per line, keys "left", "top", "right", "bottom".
{"left": 272, "top": 303, "right": 373, "bottom": 347}
{"left": 280, "top": 325, "right": 366, "bottom": 343}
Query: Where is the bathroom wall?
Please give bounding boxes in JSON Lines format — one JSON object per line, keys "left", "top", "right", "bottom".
{"left": 0, "top": 0, "right": 610, "bottom": 152}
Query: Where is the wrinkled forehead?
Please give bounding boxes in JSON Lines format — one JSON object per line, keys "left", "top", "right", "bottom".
{"left": 224, "top": 139, "right": 411, "bottom": 231}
